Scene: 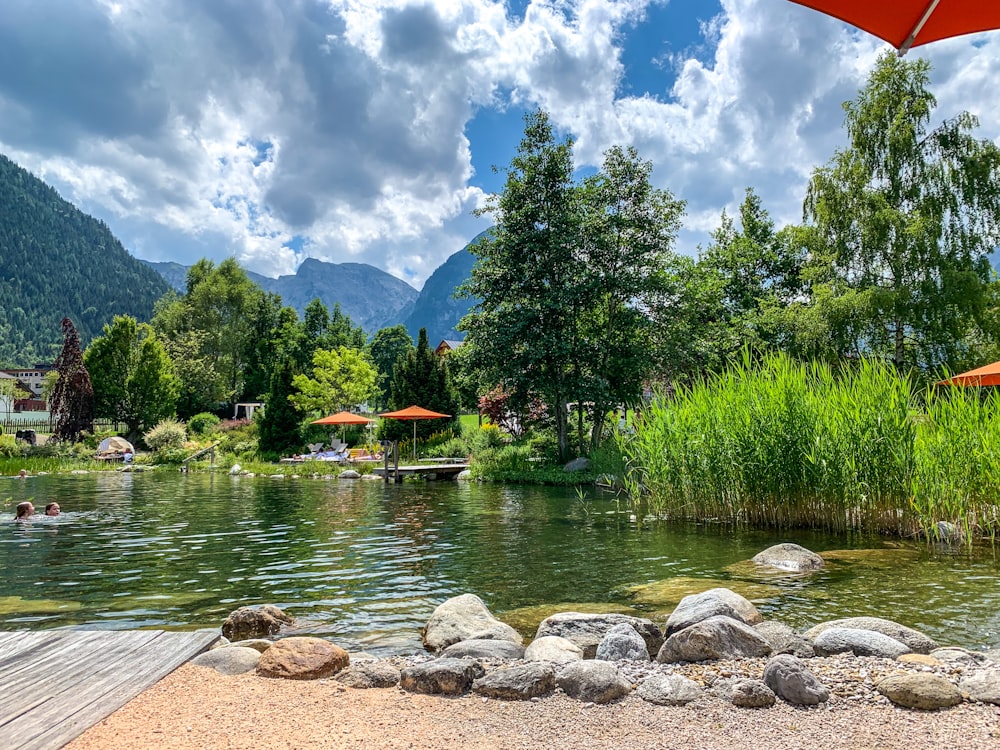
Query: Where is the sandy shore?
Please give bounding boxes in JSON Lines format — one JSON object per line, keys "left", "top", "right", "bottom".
{"left": 67, "top": 662, "right": 999, "bottom": 750}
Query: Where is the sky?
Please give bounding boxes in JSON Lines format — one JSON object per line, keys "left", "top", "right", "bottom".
{"left": 2, "top": 1, "right": 1000, "bottom": 290}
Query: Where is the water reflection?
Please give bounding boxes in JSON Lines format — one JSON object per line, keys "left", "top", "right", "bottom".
{"left": 1, "top": 472, "right": 997, "bottom": 654}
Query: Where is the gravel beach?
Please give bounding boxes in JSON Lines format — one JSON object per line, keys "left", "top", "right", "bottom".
{"left": 67, "top": 654, "right": 1000, "bottom": 750}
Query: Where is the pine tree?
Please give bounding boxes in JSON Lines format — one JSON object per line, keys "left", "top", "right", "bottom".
{"left": 51, "top": 317, "right": 95, "bottom": 442}
{"left": 385, "top": 328, "right": 459, "bottom": 441}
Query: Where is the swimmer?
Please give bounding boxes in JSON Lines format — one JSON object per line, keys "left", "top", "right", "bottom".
{"left": 18, "top": 469, "right": 26, "bottom": 478}
{"left": 45, "top": 503, "right": 61, "bottom": 516}
{"left": 15, "top": 502, "right": 34, "bottom": 521}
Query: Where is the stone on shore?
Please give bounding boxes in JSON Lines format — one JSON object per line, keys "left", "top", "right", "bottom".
{"left": 595, "top": 623, "right": 650, "bottom": 662}
{"left": 812, "top": 627, "right": 911, "bottom": 659}
{"left": 190, "top": 646, "right": 261, "bottom": 675}
{"left": 556, "top": 661, "right": 632, "bottom": 704}
{"left": 221, "top": 604, "right": 293, "bottom": 641}
{"left": 400, "top": 658, "right": 484, "bottom": 695}
{"left": 256, "top": 637, "right": 349, "bottom": 680}
{"left": 534, "top": 612, "right": 662, "bottom": 659}
{"left": 930, "top": 647, "right": 993, "bottom": 666}
{"left": 763, "top": 654, "right": 830, "bottom": 705}
{"left": 636, "top": 674, "right": 702, "bottom": 706}
{"left": 960, "top": 671, "right": 1000, "bottom": 705}
{"left": 730, "top": 678, "right": 777, "bottom": 708}
{"left": 422, "top": 594, "right": 522, "bottom": 653}
{"left": 753, "top": 621, "right": 815, "bottom": 658}
{"left": 664, "top": 588, "right": 763, "bottom": 638}
{"left": 657, "top": 615, "right": 772, "bottom": 663}
{"left": 752, "top": 543, "right": 825, "bottom": 572}
{"left": 523, "top": 635, "right": 584, "bottom": 663}
{"left": 472, "top": 662, "right": 556, "bottom": 700}
{"left": 877, "top": 673, "right": 962, "bottom": 710}
{"left": 334, "top": 661, "right": 402, "bottom": 689}
{"left": 803, "top": 617, "right": 937, "bottom": 654}
{"left": 229, "top": 638, "right": 274, "bottom": 653}
{"left": 442, "top": 639, "right": 526, "bottom": 660}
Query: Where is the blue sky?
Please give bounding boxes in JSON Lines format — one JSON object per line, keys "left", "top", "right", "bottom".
{"left": 1, "top": 1, "right": 999, "bottom": 289}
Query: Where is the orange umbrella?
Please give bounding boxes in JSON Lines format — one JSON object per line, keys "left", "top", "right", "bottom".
{"left": 379, "top": 405, "right": 451, "bottom": 460}
{"left": 937, "top": 360, "right": 1000, "bottom": 387}
{"left": 789, "top": 1, "right": 1000, "bottom": 54}
{"left": 311, "top": 411, "right": 373, "bottom": 425}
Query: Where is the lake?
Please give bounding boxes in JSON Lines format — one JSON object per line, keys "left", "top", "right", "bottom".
{"left": 1, "top": 471, "right": 997, "bottom": 655}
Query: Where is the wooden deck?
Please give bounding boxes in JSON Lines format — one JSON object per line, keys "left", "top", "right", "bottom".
{"left": 372, "top": 462, "right": 470, "bottom": 481}
{"left": 0, "top": 628, "right": 220, "bottom": 750}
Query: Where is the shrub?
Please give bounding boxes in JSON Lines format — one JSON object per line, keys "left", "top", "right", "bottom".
{"left": 188, "top": 412, "right": 221, "bottom": 436}
{"left": 0, "top": 435, "right": 22, "bottom": 457}
{"left": 144, "top": 419, "right": 187, "bottom": 451}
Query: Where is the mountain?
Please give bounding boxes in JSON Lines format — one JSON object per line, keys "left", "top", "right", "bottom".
{"left": 0, "top": 154, "right": 171, "bottom": 366}
{"left": 143, "top": 260, "right": 189, "bottom": 293}
{"left": 401, "top": 232, "right": 484, "bottom": 345}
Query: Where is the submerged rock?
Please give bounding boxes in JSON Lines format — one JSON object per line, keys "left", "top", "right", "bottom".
{"left": 222, "top": 604, "right": 293, "bottom": 641}
{"left": 752, "top": 543, "right": 825, "bottom": 572}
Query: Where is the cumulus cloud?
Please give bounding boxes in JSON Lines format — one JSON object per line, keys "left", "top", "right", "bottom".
{"left": 0, "top": 0, "right": 997, "bottom": 286}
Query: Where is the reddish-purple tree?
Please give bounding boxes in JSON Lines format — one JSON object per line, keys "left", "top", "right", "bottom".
{"left": 51, "top": 317, "right": 95, "bottom": 442}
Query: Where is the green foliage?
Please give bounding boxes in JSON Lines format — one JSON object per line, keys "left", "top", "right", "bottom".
{"left": 384, "top": 328, "right": 460, "bottom": 442}
{"left": 258, "top": 358, "right": 303, "bottom": 457}
{"left": 290, "top": 346, "right": 379, "bottom": 417}
{"left": 143, "top": 419, "right": 187, "bottom": 452}
{"left": 187, "top": 412, "right": 221, "bottom": 436}
{"left": 367, "top": 325, "right": 413, "bottom": 407}
{"left": 0, "top": 434, "right": 21, "bottom": 457}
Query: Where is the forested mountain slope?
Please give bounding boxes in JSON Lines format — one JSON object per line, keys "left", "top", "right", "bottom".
{"left": 0, "top": 154, "right": 170, "bottom": 366}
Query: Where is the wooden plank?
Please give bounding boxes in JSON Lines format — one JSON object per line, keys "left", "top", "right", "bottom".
{"left": 0, "top": 629, "right": 219, "bottom": 750}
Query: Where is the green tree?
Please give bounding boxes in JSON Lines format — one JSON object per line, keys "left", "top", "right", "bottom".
{"left": 805, "top": 53, "right": 1000, "bottom": 372}
{"left": 258, "top": 357, "right": 302, "bottom": 456}
{"left": 367, "top": 325, "right": 413, "bottom": 407}
{"left": 460, "top": 110, "right": 583, "bottom": 461}
{"left": 289, "top": 346, "right": 379, "bottom": 416}
{"left": 242, "top": 293, "right": 299, "bottom": 401}
{"left": 385, "top": 328, "right": 459, "bottom": 440}
{"left": 84, "top": 315, "right": 179, "bottom": 437}
{"left": 51, "top": 317, "right": 94, "bottom": 442}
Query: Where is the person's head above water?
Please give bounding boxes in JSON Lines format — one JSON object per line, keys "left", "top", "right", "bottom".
{"left": 18, "top": 469, "right": 26, "bottom": 478}
{"left": 15, "top": 502, "right": 34, "bottom": 520}
{"left": 45, "top": 503, "right": 60, "bottom": 516}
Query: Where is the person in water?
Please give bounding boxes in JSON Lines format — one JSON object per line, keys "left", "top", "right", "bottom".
{"left": 14, "top": 502, "right": 34, "bottom": 521}
{"left": 45, "top": 503, "right": 61, "bottom": 516}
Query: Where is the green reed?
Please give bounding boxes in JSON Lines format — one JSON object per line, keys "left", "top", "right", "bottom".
{"left": 620, "top": 353, "right": 999, "bottom": 540}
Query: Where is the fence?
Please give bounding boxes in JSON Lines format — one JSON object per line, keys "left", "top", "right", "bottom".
{"left": 0, "top": 418, "right": 124, "bottom": 437}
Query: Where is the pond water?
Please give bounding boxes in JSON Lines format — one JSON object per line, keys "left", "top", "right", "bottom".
{"left": 1, "top": 472, "right": 997, "bottom": 655}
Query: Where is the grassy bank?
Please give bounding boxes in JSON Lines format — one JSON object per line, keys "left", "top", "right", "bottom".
{"left": 619, "top": 354, "right": 1000, "bottom": 541}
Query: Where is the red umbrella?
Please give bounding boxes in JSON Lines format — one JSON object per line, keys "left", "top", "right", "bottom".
{"left": 937, "top": 360, "right": 1000, "bottom": 387}
{"left": 789, "top": 1, "right": 1000, "bottom": 54}
{"left": 379, "top": 405, "right": 451, "bottom": 460}
{"left": 311, "top": 411, "right": 373, "bottom": 426}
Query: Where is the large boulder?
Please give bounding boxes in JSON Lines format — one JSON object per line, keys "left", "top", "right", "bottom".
{"left": 595, "top": 623, "right": 650, "bottom": 662}
{"left": 812, "top": 627, "right": 911, "bottom": 659}
{"left": 752, "top": 543, "right": 824, "bottom": 572}
{"left": 441, "top": 639, "right": 525, "bottom": 660}
{"left": 400, "top": 658, "right": 485, "bottom": 695}
{"left": 222, "top": 604, "right": 293, "bottom": 641}
{"left": 664, "top": 588, "right": 762, "bottom": 638}
{"left": 523, "top": 635, "right": 584, "bottom": 663}
{"left": 422, "top": 594, "right": 522, "bottom": 653}
{"left": 556, "top": 661, "right": 632, "bottom": 704}
{"left": 763, "top": 654, "right": 829, "bottom": 706}
{"left": 534, "top": 612, "right": 662, "bottom": 658}
{"left": 472, "top": 663, "right": 557, "bottom": 700}
{"left": 333, "top": 661, "right": 401, "bottom": 689}
{"left": 657, "top": 615, "right": 772, "bottom": 663}
{"left": 877, "top": 674, "right": 962, "bottom": 710}
{"left": 256, "top": 637, "right": 349, "bottom": 680}
{"left": 190, "top": 646, "right": 261, "bottom": 675}
{"left": 803, "top": 617, "right": 937, "bottom": 654}
{"left": 753, "top": 621, "right": 814, "bottom": 658}
{"left": 636, "top": 674, "right": 702, "bottom": 706}
{"left": 960, "top": 671, "right": 1000, "bottom": 705}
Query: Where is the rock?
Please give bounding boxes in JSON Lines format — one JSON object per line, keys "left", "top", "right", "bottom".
{"left": 752, "top": 543, "right": 825, "bottom": 572}
{"left": 441, "top": 639, "right": 526, "bottom": 660}
{"left": 222, "top": 604, "right": 293, "bottom": 641}
{"left": 563, "top": 457, "right": 590, "bottom": 472}
{"left": 229, "top": 638, "right": 274, "bottom": 653}
{"left": 753, "top": 621, "right": 814, "bottom": 658}
{"left": 657, "top": 615, "right": 772, "bottom": 663}
{"left": 472, "top": 662, "right": 556, "bottom": 700}
{"left": 876, "top": 673, "right": 962, "bottom": 710}
{"left": 812, "top": 627, "right": 911, "bottom": 659}
{"left": 400, "top": 658, "right": 484, "bottom": 695}
{"left": 209, "top": 636, "right": 231, "bottom": 650}
{"left": 456, "top": 469, "right": 472, "bottom": 480}
{"left": 190, "top": 646, "right": 261, "bottom": 675}
{"left": 595, "top": 623, "right": 650, "bottom": 662}
{"left": 898, "top": 654, "right": 942, "bottom": 667}
{"left": 960, "top": 671, "right": 1000, "bottom": 704}
{"left": 625, "top": 577, "right": 781, "bottom": 612}
{"left": 983, "top": 648, "right": 1000, "bottom": 663}
{"left": 730, "top": 678, "right": 776, "bottom": 708}
{"left": 636, "top": 674, "right": 702, "bottom": 706}
{"left": 556, "top": 660, "right": 632, "bottom": 704}
{"left": 803, "top": 617, "right": 937, "bottom": 654}
{"left": 534, "top": 612, "right": 663, "bottom": 658}
{"left": 930, "top": 647, "right": 992, "bottom": 666}
{"left": 422, "top": 594, "right": 522, "bottom": 653}
{"left": 361, "top": 473, "right": 382, "bottom": 481}
{"left": 524, "top": 635, "right": 584, "bottom": 663}
{"left": 256, "top": 637, "right": 349, "bottom": 680}
{"left": 664, "top": 588, "right": 762, "bottom": 637}
{"left": 338, "top": 469, "right": 361, "bottom": 479}
{"left": 334, "top": 661, "right": 402, "bottom": 689}
{"left": 763, "top": 654, "right": 830, "bottom": 706}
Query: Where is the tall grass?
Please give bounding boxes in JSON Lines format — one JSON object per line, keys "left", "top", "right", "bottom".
{"left": 620, "top": 353, "right": 999, "bottom": 540}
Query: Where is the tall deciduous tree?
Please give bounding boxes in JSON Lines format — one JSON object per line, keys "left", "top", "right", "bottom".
{"left": 805, "top": 53, "right": 1000, "bottom": 372}
{"left": 51, "top": 317, "right": 94, "bottom": 442}
{"left": 84, "top": 315, "right": 179, "bottom": 438}
{"left": 289, "top": 346, "right": 379, "bottom": 417}
{"left": 367, "top": 325, "right": 413, "bottom": 408}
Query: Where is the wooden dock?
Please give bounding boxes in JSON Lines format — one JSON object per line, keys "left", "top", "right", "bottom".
{"left": 0, "top": 628, "right": 220, "bottom": 750}
{"left": 372, "top": 462, "right": 470, "bottom": 481}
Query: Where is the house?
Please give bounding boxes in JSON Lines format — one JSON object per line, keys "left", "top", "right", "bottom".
{"left": 0, "top": 373, "right": 34, "bottom": 415}
{"left": 0, "top": 365, "right": 54, "bottom": 399}
{"left": 435, "top": 339, "right": 464, "bottom": 356}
